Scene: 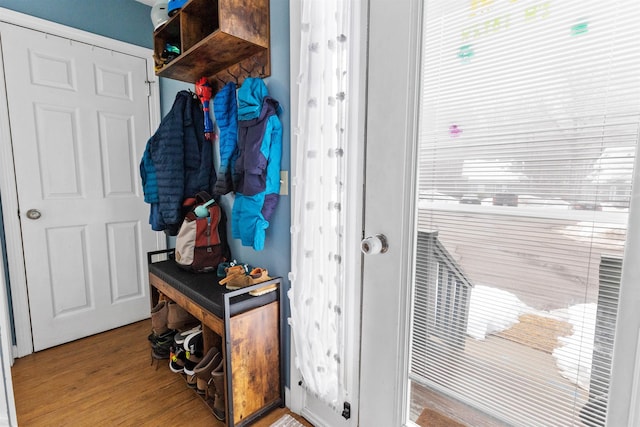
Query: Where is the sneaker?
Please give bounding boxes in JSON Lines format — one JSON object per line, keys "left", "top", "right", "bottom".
{"left": 148, "top": 329, "right": 175, "bottom": 360}
{"left": 182, "top": 357, "right": 198, "bottom": 375}
{"left": 169, "top": 347, "right": 187, "bottom": 373}
{"left": 174, "top": 324, "right": 202, "bottom": 346}
{"left": 183, "top": 330, "right": 204, "bottom": 375}
{"left": 184, "top": 330, "right": 203, "bottom": 353}
{"left": 171, "top": 342, "right": 199, "bottom": 374}
{"left": 148, "top": 328, "right": 175, "bottom": 344}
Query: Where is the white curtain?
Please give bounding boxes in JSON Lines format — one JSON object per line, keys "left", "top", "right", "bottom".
{"left": 289, "top": 0, "right": 351, "bottom": 411}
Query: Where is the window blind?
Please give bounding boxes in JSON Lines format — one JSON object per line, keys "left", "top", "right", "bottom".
{"left": 410, "top": 1, "right": 640, "bottom": 426}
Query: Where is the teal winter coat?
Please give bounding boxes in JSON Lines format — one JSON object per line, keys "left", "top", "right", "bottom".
{"left": 231, "top": 78, "right": 282, "bottom": 251}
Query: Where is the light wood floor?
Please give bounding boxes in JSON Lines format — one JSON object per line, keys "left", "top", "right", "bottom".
{"left": 12, "top": 320, "right": 313, "bottom": 426}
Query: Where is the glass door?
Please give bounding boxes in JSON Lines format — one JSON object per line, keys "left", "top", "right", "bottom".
{"left": 360, "top": 1, "right": 640, "bottom": 426}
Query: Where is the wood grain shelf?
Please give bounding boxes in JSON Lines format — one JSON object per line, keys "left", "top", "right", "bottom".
{"left": 154, "top": 0, "right": 270, "bottom": 86}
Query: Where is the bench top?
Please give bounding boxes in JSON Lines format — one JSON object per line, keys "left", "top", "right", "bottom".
{"left": 148, "top": 258, "right": 279, "bottom": 319}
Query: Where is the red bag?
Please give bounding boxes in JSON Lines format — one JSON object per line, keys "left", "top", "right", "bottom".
{"left": 174, "top": 192, "right": 231, "bottom": 273}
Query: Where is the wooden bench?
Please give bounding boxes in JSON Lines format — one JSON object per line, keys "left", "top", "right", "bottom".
{"left": 147, "top": 249, "right": 284, "bottom": 426}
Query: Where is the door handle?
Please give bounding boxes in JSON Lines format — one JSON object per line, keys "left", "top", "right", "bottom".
{"left": 361, "top": 234, "right": 388, "bottom": 255}
{"left": 25, "top": 209, "right": 42, "bottom": 220}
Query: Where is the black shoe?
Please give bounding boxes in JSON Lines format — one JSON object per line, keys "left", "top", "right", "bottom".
{"left": 148, "top": 329, "right": 175, "bottom": 360}
{"left": 169, "top": 347, "right": 188, "bottom": 373}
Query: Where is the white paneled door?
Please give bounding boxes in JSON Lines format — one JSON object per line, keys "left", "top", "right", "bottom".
{"left": 0, "top": 23, "right": 160, "bottom": 351}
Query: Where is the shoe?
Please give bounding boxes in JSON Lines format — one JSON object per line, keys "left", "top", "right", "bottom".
{"left": 148, "top": 328, "right": 175, "bottom": 346}
{"left": 148, "top": 329, "right": 175, "bottom": 360}
{"left": 150, "top": 300, "right": 169, "bottom": 335}
{"left": 169, "top": 347, "right": 187, "bottom": 373}
{"left": 173, "top": 324, "right": 202, "bottom": 346}
{"left": 194, "top": 347, "right": 222, "bottom": 394}
{"left": 217, "top": 260, "right": 237, "bottom": 277}
{"left": 169, "top": 346, "right": 198, "bottom": 374}
{"left": 249, "top": 283, "right": 278, "bottom": 296}
{"left": 167, "top": 301, "right": 198, "bottom": 330}
{"left": 183, "top": 330, "right": 203, "bottom": 353}
{"left": 186, "top": 372, "right": 198, "bottom": 388}
{"left": 182, "top": 357, "right": 198, "bottom": 374}
{"left": 226, "top": 268, "right": 271, "bottom": 290}
{"left": 183, "top": 330, "right": 204, "bottom": 375}
{"left": 249, "top": 267, "right": 270, "bottom": 283}
{"left": 151, "top": 346, "right": 170, "bottom": 360}
{"left": 223, "top": 274, "right": 251, "bottom": 289}
{"left": 211, "top": 359, "right": 226, "bottom": 421}
{"left": 218, "top": 264, "right": 248, "bottom": 285}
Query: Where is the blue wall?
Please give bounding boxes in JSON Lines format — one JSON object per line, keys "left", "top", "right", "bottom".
{"left": 155, "top": 1, "right": 291, "bottom": 296}
{"left": 216, "top": 0, "right": 291, "bottom": 299}
{"left": 0, "top": 0, "right": 154, "bottom": 48}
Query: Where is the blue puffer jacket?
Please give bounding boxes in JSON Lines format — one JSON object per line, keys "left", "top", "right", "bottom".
{"left": 231, "top": 78, "right": 282, "bottom": 251}
{"left": 212, "top": 82, "right": 238, "bottom": 195}
{"left": 140, "top": 90, "right": 214, "bottom": 234}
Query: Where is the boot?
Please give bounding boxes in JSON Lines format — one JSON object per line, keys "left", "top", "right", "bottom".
{"left": 194, "top": 347, "right": 221, "bottom": 394}
{"left": 167, "top": 301, "right": 197, "bottom": 330}
{"left": 150, "top": 300, "right": 168, "bottom": 335}
{"left": 211, "top": 359, "right": 226, "bottom": 421}
{"left": 186, "top": 372, "right": 198, "bottom": 389}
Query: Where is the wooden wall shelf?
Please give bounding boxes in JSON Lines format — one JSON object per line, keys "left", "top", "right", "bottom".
{"left": 153, "top": 0, "right": 271, "bottom": 86}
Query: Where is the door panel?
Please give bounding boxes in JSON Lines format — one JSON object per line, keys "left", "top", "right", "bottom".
{"left": 1, "top": 23, "right": 159, "bottom": 351}
{"left": 35, "top": 104, "right": 82, "bottom": 197}
{"left": 47, "top": 226, "right": 91, "bottom": 314}
{"left": 359, "top": 0, "right": 422, "bottom": 426}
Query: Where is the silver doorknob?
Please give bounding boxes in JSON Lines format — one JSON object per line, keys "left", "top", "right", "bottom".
{"left": 361, "top": 234, "right": 388, "bottom": 255}
{"left": 26, "top": 209, "right": 42, "bottom": 220}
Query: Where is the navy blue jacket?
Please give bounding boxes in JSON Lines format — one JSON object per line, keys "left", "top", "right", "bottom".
{"left": 141, "top": 90, "right": 215, "bottom": 234}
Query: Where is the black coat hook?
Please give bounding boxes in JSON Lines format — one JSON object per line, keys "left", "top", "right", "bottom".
{"left": 225, "top": 69, "right": 239, "bottom": 85}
